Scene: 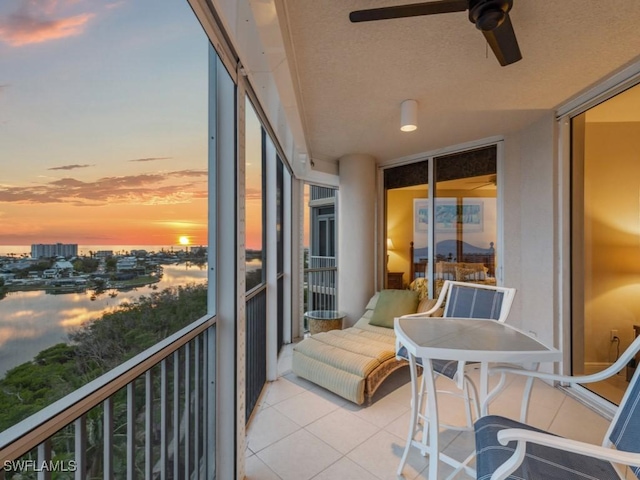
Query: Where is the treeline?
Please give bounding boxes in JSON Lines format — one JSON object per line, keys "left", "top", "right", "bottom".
{"left": 0, "top": 283, "right": 208, "bottom": 432}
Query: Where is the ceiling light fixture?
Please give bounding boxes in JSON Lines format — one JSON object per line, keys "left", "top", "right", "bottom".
{"left": 400, "top": 99, "right": 418, "bottom": 132}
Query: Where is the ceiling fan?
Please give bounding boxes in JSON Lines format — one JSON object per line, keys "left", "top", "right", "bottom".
{"left": 349, "top": 0, "right": 522, "bottom": 66}
{"left": 467, "top": 174, "right": 497, "bottom": 189}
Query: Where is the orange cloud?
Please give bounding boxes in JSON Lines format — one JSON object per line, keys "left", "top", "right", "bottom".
{"left": 0, "top": 2, "right": 94, "bottom": 47}
{"left": 0, "top": 170, "right": 208, "bottom": 206}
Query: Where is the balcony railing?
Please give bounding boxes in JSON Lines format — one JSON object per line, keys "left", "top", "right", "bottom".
{"left": 0, "top": 316, "right": 216, "bottom": 479}
{"left": 245, "top": 286, "right": 267, "bottom": 422}
{"left": 309, "top": 186, "right": 336, "bottom": 201}
{"left": 304, "top": 256, "right": 337, "bottom": 314}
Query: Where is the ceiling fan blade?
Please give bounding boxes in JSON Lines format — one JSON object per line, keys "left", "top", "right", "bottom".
{"left": 350, "top": 0, "right": 468, "bottom": 23}
{"left": 481, "top": 14, "right": 522, "bottom": 66}
{"left": 471, "top": 182, "right": 493, "bottom": 190}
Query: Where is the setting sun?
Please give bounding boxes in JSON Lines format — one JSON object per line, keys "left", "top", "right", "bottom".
{"left": 178, "top": 236, "right": 190, "bottom": 246}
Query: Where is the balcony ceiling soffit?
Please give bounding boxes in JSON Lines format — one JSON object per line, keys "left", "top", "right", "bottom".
{"left": 258, "top": 0, "right": 640, "bottom": 168}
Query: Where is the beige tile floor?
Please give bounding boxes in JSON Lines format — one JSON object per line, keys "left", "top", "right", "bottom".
{"left": 584, "top": 364, "right": 628, "bottom": 405}
{"left": 245, "top": 344, "right": 613, "bottom": 480}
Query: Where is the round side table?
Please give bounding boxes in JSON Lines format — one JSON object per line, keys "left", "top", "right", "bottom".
{"left": 305, "top": 310, "right": 346, "bottom": 335}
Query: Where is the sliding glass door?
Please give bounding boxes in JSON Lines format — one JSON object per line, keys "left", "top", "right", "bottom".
{"left": 433, "top": 147, "right": 497, "bottom": 296}
{"left": 571, "top": 82, "right": 640, "bottom": 405}
{"left": 383, "top": 145, "right": 499, "bottom": 298}
{"left": 384, "top": 161, "right": 429, "bottom": 290}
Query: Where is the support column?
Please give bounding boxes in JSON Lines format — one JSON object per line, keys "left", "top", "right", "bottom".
{"left": 265, "top": 136, "right": 277, "bottom": 382}
{"left": 289, "top": 177, "right": 303, "bottom": 340}
{"left": 337, "top": 153, "right": 377, "bottom": 327}
{"left": 210, "top": 49, "right": 239, "bottom": 480}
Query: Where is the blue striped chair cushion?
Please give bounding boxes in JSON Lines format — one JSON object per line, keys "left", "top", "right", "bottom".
{"left": 475, "top": 415, "right": 620, "bottom": 480}
{"left": 609, "top": 367, "right": 640, "bottom": 478}
{"left": 446, "top": 286, "right": 504, "bottom": 320}
{"left": 396, "top": 346, "right": 461, "bottom": 379}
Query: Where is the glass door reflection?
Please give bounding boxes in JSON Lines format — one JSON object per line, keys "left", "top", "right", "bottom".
{"left": 433, "top": 147, "right": 498, "bottom": 297}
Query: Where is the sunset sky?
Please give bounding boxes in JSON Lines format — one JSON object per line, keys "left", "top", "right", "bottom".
{"left": 0, "top": 0, "right": 266, "bottom": 249}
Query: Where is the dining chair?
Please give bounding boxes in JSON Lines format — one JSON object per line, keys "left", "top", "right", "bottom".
{"left": 475, "top": 334, "right": 640, "bottom": 480}
{"left": 397, "top": 280, "right": 517, "bottom": 430}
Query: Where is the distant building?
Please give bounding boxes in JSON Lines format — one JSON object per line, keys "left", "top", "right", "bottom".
{"left": 31, "top": 243, "right": 78, "bottom": 259}
{"left": 95, "top": 250, "right": 114, "bottom": 258}
{"left": 52, "top": 260, "right": 75, "bottom": 277}
{"left": 42, "top": 269, "right": 57, "bottom": 279}
{"left": 116, "top": 257, "right": 138, "bottom": 272}
{"left": 6, "top": 259, "right": 38, "bottom": 271}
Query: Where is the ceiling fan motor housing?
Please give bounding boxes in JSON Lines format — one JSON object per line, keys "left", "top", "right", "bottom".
{"left": 469, "top": 0, "right": 513, "bottom": 31}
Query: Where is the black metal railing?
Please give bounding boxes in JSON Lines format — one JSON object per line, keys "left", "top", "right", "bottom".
{"left": 0, "top": 317, "right": 216, "bottom": 479}
{"left": 245, "top": 286, "right": 267, "bottom": 422}
{"left": 310, "top": 186, "right": 336, "bottom": 201}
{"left": 277, "top": 274, "right": 284, "bottom": 351}
{"left": 304, "top": 256, "right": 337, "bottom": 317}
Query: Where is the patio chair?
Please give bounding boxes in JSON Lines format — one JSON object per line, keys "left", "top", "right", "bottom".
{"left": 475, "top": 334, "right": 640, "bottom": 480}
{"left": 397, "top": 280, "right": 516, "bottom": 430}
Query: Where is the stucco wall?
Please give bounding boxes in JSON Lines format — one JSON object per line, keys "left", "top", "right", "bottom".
{"left": 503, "top": 112, "right": 559, "bottom": 355}
{"left": 502, "top": 135, "right": 523, "bottom": 320}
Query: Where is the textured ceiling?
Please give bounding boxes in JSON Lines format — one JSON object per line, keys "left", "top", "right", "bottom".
{"left": 274, "top": 0, "right": 640, "bottom": 165}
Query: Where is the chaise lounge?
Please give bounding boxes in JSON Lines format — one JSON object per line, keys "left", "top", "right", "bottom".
{"left": 292, "top": 288, "right": 438, "bottom": 405}
{"left": 292, "top": 280, "right": 515, "bottom": 406}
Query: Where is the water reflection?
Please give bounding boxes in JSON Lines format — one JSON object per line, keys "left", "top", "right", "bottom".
{"left": 0, "top": 264, "right": 207, "bottom": 376}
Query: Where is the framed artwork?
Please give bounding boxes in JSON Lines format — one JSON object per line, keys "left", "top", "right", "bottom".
{"left": 414, "top": 198, "right": 484, "bottom": 237}
{"left": 413, "top": 199, "right": 429, "bottom": 232}
{"left": 435, "top": 199, "right": 483, "bottom": 232}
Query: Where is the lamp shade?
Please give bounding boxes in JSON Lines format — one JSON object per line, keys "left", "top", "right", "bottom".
{"left": 400, "top": 99, "right": 418, "bottom": 132}
{"left": 387, "top": 238, "right": 395, "bottom": 250}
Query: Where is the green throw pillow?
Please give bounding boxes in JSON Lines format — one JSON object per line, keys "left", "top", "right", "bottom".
{"left": 369, "top": 289, "right": 419, "bottom": 328}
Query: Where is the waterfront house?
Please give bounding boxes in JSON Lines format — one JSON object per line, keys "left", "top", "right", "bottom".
{"left": 42, "top": 269, "right": 57, "bottom": 279}
{"left": 52, "top": 260, "right": 75, "bottom": 277}
{"left": 2, "top": 1, "right": 640, "bottom": 479}
{"left": 115, "top": 257, "right": 138, "bottom": 273}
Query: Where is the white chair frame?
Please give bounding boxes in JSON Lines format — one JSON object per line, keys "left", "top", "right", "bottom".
{"left": 399, "top": 280, "right": 517, "bottom": 430}
{"left": 485, "top": 334, "right": 640, "bottom": 480}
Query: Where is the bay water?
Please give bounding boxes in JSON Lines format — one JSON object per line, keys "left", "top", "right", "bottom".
{"left": 0, "top": 263, "right": 208, "bottom": 377}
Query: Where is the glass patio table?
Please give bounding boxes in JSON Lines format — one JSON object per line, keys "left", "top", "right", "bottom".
{"left": 305, "top": 310, "right": 346, "bottom": 335}
{"left": 394, "top": 316, "right": 562, "bottom": 479}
